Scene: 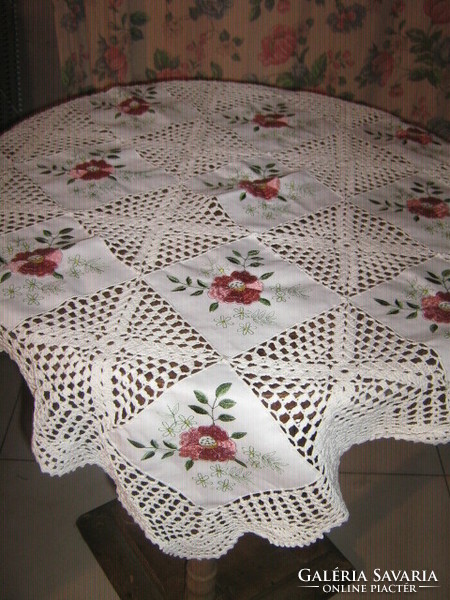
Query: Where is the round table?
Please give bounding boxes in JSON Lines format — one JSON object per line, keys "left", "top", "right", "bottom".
{"left": 1, "top": 81, "right": 449, "bottom": 595}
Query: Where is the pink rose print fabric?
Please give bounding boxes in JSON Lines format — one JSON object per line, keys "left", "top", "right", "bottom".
{"left": 108, "top": 363, "right": 319, "bottom": 507}
{"left": 145, "top": 235, "right": 341, "bottom": 357}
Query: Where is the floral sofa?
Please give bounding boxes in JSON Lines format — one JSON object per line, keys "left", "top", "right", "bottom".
{"left": 52, "top": 0, "right": 449, "bottom": 138}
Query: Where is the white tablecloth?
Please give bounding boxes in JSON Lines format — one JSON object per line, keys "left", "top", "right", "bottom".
{"left": 1, "top": 81, "right": 449, "bottom": 559}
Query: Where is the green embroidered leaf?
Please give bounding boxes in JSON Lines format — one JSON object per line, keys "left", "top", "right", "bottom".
{"left": 1, "top": 272, "right": 11, "bottom": 283}
{"left": 277, "top": 194, "right": 287, "bottom": 202}
{"left": 163, "top": 441, "right": 177, "bottom": 449}
{"left": 233, "top": 457, "right": 247, "bottom": 468}
{"left": 260, "top": 272, "right": 273, "bottom": 280}
{"left": 190, "top": 290, "right": 203, "bottom": 296}
{"left": 406, "top": 302, "right": 420, "bottom": 309}
{"left": 406, "top": 311, "right": 418, "bottom": 319}
{"left": 429, "top": 323, "right": 438, "bottom": 333}
{"left": 442, "top": 269, "right": 450, "bottom": 278}
{"left": 215, "top": 382, "right": 232, "bottom": 398}
{"left": 232, "top": 37, "right": 243, "bottom": 47}
{"left": 43, "top": 230, "right": 52, "bottom": 237}
{"left": 150, "top": 439, "right": 159, "bottom": 449}
{"left": 394, "top": 299, "right": 403, "bottom": 309}
{"left": 142, "top": 450, "right": 156, "bottom": 460}
{"left": 266, "top": 163, "right": 275, "bottom": 168}
{"left": 259, "top": 297, "right": 271, "bottom": 306}
{"left": 218, "top": 399, "right": 236, "bottom": 409}
{"left": 239, "top": 192, "right": 246, "bottom": 200}
{"left": 217, "top": 413, "right": 235, "bottom": 422}
{"left": 194, "top": 390, "right": 209, "bottom": 404}
{"left": 227, "top": 256, "right": 240, "bottom": 265}
{"left": 231, "top": 53, "right": 240, "bottom": 62}
{"left": 197, "top": 279, "right": 208, "bottom": 288}
{"left": 128, "top": 439, "right": 145, "bottom": 449}
{"left": 189, "top": 404, "right": 209, "bottom": 415}
{"left": 67, "top": 178, "right": 76, "bottom": 185}
{"left": 250, "top": 165, "right": 262, "bottom": 174}
{"left": 231, "top": 432, "right": 247, "bottom": 439}
{"left": 167, "top": 274, "right": 180, "bottom": 283}
{"left": 172, "top": 286, "right": 187, "bottom": 292}
{"left": 185, "top": 459, "right": 194, "bottom": 471}
{"left": 387, "top": 308, "right": 399, "bottom": 315}
{"left": 161, "top": 451, "right": 175, "bottom": 459}
{"left": 219, "top": 29, "right": 230, "bottom": 42}
{"left": 53, "top": 272, "right": 64, "bottom": 280}
{"left": 35, "top": 237, "right": 48, "bottom": 244}
{"left": 186, "top": 276, "right": 192, "bottom": 286}
{"left": 248, "top": 250, "right": 260, "bottom": 256}
{"left": 374, "top": 298, "right": 390, "bottom": 306}
{"left": 209, "top": 302, "right": 219, "bottom": 312}
{"left": 232, "top": 249, "right": 242, "bottom": 257}
{"left": 250, "top": 262, "right": 263, "bottom": 267}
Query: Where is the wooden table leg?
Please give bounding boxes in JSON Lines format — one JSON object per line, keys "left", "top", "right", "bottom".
{"left": 185, "top": 559, "right": 217, "bottom": 600}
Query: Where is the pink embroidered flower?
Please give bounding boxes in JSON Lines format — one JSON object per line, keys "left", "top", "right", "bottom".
{"left": 424, "top": 0, "right": 450, "bottom": 24}
{"left": 239, "top": 177, "right": 280, "bottom": 200}
{"left": 253, "top": 113, "right": 289, "bottom": 128}
{"left": 259, "top": 25, "right": 297, "bottom": 66}
{"left": 208, "top": 271, "right": 263, "bottom": 305}
{"left": 117, "top": 96, "right": 150, "bottom": 116}
{"left": 104, "top": 46, "right": 128, "bottom": 81}
{"left": 396, "top": 127, "right": 433, "bottom": 145}
{"left": 179, "top": 425, "right": 236, "bottom": 462}
{"left": 69, "top": 159, "right": 114, "bottom": 181}
{"left": 407, "top": 197, "right": 449, "bottom": 219}
{"left": 371, "top": 52, "right": 394, "bottom": 86}
{"left": 421, "top": 292, "right": 450, "bottom": 324}
{"left": 8, "top": 248, "right": 63, "bottom": 277}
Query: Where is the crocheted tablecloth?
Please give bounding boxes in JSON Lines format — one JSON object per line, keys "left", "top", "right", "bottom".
{"left": 1, "top": 81, "right": 449, "bottom": 559}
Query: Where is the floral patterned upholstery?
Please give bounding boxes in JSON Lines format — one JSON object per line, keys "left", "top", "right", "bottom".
{"left": 52, "top": 0, "right": 449, "bottom": 137}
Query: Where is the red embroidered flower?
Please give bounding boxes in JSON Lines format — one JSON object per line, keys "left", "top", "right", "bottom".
{"left": 259, "top": 25, "right": 297, "bottom": 67}
{"left": 179, "top": 425, "right": 236, "bottom": 462}
{"left": 395, "top": 127, "right": 433, "bottom": 145}
{"left": 407, "top": 197, "right": 449, "bottom": 219}
{"left": 253, "top": 114, "right": 289, "bottom": 128}
{"left": 8, "top": 248, "right": 63, "bottom": 277}
{"left": 424, "top": 0, "right": 450, "bottom": 24}
{"left": 117, "top": 96, "right": 150, "bottom": 116}
{"left": 421, "top": 292, "right": 450, "bottom": 324}
{"left": 208, "top": 271, "right": 263, "bottom": 305}
{"left": 104, "top": 46, "right": 128, "bottom": 81}
{"left": 371, "top": 52, "right": 394, "bottom": 87}
{"left": 69, "top": 159, "right": 114, "bottom": 181}
{"left": 239, "top": 177, "right": 280, "bottom": 200}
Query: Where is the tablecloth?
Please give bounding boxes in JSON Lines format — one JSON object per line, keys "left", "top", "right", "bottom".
{"left": 0, "top": 81, "right": 449, "bottom": 559}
